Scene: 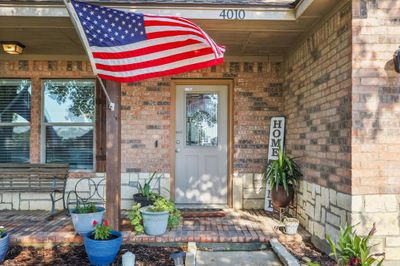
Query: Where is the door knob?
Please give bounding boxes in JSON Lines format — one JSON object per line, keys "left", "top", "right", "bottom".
{"left": 175, "top": 148, "right": 181, "bottom": 153}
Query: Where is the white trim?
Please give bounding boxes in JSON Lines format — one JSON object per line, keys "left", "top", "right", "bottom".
{"left": 0, "top": 5, "right": 295, "bottom": 21}
{"left": 295, "top": 0, "right": 314, "bottom": 18}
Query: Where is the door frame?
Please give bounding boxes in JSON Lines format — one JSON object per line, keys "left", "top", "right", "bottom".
{"left": 170, "top": 78, "right": 234, "bottom": 208}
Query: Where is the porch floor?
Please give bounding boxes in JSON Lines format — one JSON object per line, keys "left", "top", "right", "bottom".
{"left": 1, "top": 209, "right": 280, "bottom": 245}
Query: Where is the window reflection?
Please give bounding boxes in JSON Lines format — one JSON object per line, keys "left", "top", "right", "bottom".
{"left": 186, "top": 93, "right": 218, "bottom": 147}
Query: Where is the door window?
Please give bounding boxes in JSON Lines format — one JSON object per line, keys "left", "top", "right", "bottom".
{"left": 185, "top": 93, "right": 218, "bottom": 147}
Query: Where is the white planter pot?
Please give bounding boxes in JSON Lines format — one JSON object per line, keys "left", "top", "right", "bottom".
{"left": 70, "top": 206, "right": 105, "bottom": 235}
{"left": 283, "top": 218, "right": 299, "bottom": 235}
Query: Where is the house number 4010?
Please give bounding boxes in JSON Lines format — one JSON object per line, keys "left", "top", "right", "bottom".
{"left": 219, "top": 9, "right": 246, "bottom": 20}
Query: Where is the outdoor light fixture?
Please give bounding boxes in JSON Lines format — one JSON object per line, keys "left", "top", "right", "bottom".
{"left": 1, "top": 41, "right": 25, "bottom": 55}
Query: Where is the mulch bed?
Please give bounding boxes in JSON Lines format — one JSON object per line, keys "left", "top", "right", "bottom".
{"left": 3, "top": 244, "right": 182, "bottom": 266}
{"left": 282, "top": 239, "right": 336, "bottom": 266}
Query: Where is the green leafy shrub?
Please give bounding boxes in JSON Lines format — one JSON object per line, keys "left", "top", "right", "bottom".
{"left": 92, "top": 220, "right": 111, "bottom": 240}
{"left": 128, "top": 203, "right": 144, "bottom": 234}
{"left": 263, "top": 148, "right": 302, "bottom": 194}
{"left": 137, "top": 171, "right": 161, "bottom": 198}
{"left": 73, "top": 202, "right": 98, "bottom": 214}
{"left": 326, "top": 223, "right": 384, "bottom": 266}
{"left": 0, "top": 226, "right": 5, "bottom": 238}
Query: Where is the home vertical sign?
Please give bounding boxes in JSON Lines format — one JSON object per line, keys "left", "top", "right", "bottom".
{"left": 264, "top": 116, "right": 286, "bottom": 211}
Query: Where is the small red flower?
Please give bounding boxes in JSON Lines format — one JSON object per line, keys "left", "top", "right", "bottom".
{"left": 92, "top": 220, "right": 97, "bottom": 226}
{"left": 349, "top": 257, "right": 360, "bottom": 266}
{"left": 103, "top": 220, "right": 109, "bottom": 226}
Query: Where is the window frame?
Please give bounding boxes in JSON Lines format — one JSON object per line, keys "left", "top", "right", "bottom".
{"left": 0, "top": 78, "right": 32, "bottom": 163}
{"left": 40, "top": 78, "right": 96, "bottom": 172}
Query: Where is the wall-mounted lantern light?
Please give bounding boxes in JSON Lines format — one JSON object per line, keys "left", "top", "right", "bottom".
{"left": 1, "top": 41, "right": 25, "bottom": 55}
{"left": 394, "top": 46, "right": 400, "bottom": 73}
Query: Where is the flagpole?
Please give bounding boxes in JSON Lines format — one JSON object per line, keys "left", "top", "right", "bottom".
{"left": 63, "top": 0, "right": 115, "bottom": 110}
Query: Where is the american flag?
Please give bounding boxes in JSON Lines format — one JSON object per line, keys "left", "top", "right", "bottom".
{"left": 68, "top": 0, "right": 225, "bottom": 82}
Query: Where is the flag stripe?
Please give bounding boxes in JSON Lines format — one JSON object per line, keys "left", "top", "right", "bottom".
{"left": 97, "top": 53, "right": 218, "bottom": 77}
{"left": 90, "top": 34, "right": 210, "bottom": 53}
{"left": 146, "top": 30, "right": 206, "bottom": 41}
{"left": 92, "top": 38, "right": 202, "bottom": 59}
{"left": 96, "top": 47, "right": 214, "bottom": 71}
{"left": 94, "top": 43, "right": 210, "bottom": 66}
{"left": 98, "top": 57, "right": 224, "bottom": 82}
{"left": 144, "top": 20, "right": 200, "bottom": 32}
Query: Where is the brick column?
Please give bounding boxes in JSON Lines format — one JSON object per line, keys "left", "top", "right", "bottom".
{"left": 30, "top": 77, "right": 41, "bottom": 163}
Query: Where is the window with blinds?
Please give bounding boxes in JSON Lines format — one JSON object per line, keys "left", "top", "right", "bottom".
{"left": 43, "top": 79, "right": 95, "bottom": 170}
{"left": 0, "top": 79, "right": 31, "bottom": 163}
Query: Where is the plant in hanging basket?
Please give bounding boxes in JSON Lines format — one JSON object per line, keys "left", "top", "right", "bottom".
{"left": 70, "top": 202, "right": 105, "bottom": 235}
{"left": 83, "top": 219, "right": 122, "bottom": 265}
{"left": 263, "top": 148, "right": 302, "bottom": 208}
{"left": 0, "top": 226, "right": 9, "bottom": 263}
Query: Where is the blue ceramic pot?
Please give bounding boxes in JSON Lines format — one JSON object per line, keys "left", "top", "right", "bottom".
{"left": 140, "top": 206, "right": 169, "bottom": 236}
{"left": 70, "top": 207, "right": 105, "bottom": 236}
{"left": 0, "top": 233, "right": 9, "bottom": 263}
{"left": 84, "top": 230, "right": 122, "bottom": 266}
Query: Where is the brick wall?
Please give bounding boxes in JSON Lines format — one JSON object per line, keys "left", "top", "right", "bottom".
{"left": 0, "top": 59, "right": 284, "bottom": 210}
{"left": 352, "top": 0, "right": 400, "bottom": 263}
{"left": 282, "top": 0, "right": 352, "bottom": 250}
{"left": 120, "top": 61, "right": 283, "bottom": 175}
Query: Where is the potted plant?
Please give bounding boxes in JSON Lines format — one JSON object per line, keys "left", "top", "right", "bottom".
{"left": 84, "top": 219, "right": 122, "bottom": 266}
{"left": 326, "top": 223, "right": 384, "bottom": 266}
{"left": 133, "top": 171, "right": 161, "bottom": 207}
{"left": 0, "top": 226, "right": 9, "bottom": 263}
{"left": 129, "top": 196, "right": 180, "bottom": 236}
{"left": 263, "top": 148, "right": 302, "bottom": 208}
{"left": 70, "top": 202, "right": 105, "bottom": 235}
{"left": 283, "top": 217, "right": 299, "bottom": 235}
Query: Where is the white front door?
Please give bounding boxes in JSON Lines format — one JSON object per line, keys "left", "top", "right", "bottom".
{"left": 175, "top": 85, "right": 228, "bottom": 207}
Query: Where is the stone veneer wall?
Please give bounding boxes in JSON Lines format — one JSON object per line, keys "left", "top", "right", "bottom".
{"left": 352, "top": 0, "right": 400, "bottom": 264}
{"left": 0, "top": 59, "right": 284, "bottom": 210}
{"left": 283, "top": 0, "right": 352, "bottom": 251}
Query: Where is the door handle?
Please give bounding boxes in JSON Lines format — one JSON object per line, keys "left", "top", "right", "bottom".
{"left": 175, "top": 148, "right": 181, "bottom": 153}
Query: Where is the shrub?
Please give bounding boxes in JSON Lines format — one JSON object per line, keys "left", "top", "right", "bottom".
{"left": 128, "top": 203, "right": 144, "bottom": 234}
{"left": 73, "top": 202, "right": 98, "bottom": 214}
{"left": 326, "top": 223, "right": 384, "bottom": 266}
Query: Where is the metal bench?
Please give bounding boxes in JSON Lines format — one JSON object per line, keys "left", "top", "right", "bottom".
{"left": 0, "top": 163, "right": 69, "bottom": 217}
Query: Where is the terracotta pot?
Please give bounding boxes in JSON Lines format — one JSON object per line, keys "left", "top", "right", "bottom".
{"left": 271, "top": 185, "right": 294, "bottom": 208}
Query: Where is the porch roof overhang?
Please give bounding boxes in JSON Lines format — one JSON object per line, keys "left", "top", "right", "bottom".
{"left": 0, "top": 0, "right": 338, "bottom": 60}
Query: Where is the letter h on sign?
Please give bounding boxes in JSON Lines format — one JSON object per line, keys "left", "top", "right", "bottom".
{"left": 264, "top": 116, "right": 286, "bottom": 211}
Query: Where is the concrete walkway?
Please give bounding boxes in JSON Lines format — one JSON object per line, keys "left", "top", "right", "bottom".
{"left": 196, "top": 250, "right": 283, "bottom": 266}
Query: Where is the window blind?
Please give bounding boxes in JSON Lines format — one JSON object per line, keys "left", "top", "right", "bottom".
{"left": 0, "top": 79, "right": 31, "bottom": 163}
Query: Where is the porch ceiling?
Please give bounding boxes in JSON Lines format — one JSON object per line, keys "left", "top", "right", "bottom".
{"left": 0, "top": 0, "right": 338, "bottom": 60}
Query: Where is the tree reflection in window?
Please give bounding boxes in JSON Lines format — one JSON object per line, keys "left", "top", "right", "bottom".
{"left": 44, "top": 80, "right": 94, "bottom": 122}
{"left": 43, "top": 80, "right": 95, "bottom": 170}
{"left": 186, "top": 93, "right": 218, "bottom": 146}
